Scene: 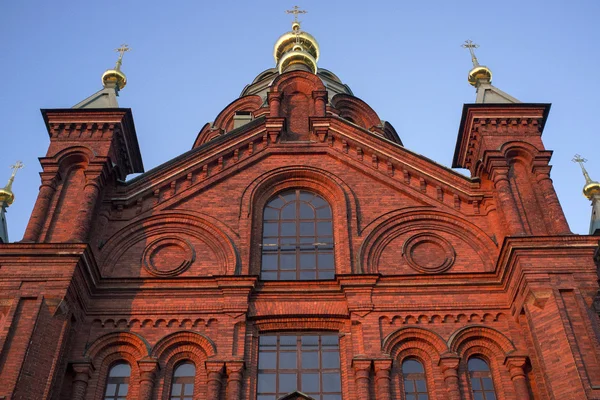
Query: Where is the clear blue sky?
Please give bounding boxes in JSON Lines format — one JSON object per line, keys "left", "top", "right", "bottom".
{"left": 1, "top": 0, "right": 599, "bottom": 240}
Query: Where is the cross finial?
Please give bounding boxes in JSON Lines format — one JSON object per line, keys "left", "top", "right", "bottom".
{"left": 4, "top": 161, "right": 23, "bottom": 191}
{"left": 114, "top": 43, "right": 130, "bottom": 70}
{"left": 573, "top": 154, "right": 594, "bottom": 184}
{"left": 462, "top": 40, "right": 480, "bottom": 67}
{"left": 286, "top": 6, "right": 307, "bottom": 24}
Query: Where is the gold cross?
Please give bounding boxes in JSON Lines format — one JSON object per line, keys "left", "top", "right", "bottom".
{"left": 462, "top": 39, "right": 480, "bottom": 67}
{"left": 9, "top": 161, "right": 24, "bottom": 179}
{"left": 115, "top": 44, "right": 130, "bottom": 62}
{"left": 573, "top": 154, "right": 593, "bottom": 184}
{"left": 286, "top": 6, "right": 307, "bottom": 24}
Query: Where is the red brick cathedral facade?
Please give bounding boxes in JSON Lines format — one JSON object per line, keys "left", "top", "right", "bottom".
{"left": 1, "top": 24, "right": 600, "bottom": 400}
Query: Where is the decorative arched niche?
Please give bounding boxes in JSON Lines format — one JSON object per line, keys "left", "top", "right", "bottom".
{"left": 359, "top": 210, "right": 497, "bottom": 275}
{"left": 100, "top": 212, "right": 239, "bottom": 277}
{"left": 238, "top": 165, "right": 357, "bottom": 276}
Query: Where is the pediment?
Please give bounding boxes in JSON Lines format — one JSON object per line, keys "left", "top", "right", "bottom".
{"left": 277, "top": 391, "right": 315, "bottom": 400}
{"left": 110, "top": 115, "right": 481, "bottom": 222}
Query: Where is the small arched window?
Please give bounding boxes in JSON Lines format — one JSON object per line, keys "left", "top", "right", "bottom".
{"left": 468, "top": 357, "right": 497, "bottom": 400}
{"left": 170, "top": 362, "right": 196, "bottom": 400}
{"left": 261, "top": 190, "right": 334, "bottom": 280}
{"left": 402, "top": 358, "right": 429, "bottom": 400}
{"left": 103, "top": 362, "right": 131, "bottom": 400}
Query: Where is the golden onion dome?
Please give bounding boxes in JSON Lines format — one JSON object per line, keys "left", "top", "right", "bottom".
{"left": 0, "top": 187, "right": 14, "bottom": 206}
{"left": 468, "top": 65, "right": 492, "bottom": 86}
{"left": 274, "top": 22, "right": 320, "bottom": 74}
{"left": 102, "top": 68, "right": 127, "bottom": 90}
{"left": 583, "top": 181, "right": 600, "bottom": 199}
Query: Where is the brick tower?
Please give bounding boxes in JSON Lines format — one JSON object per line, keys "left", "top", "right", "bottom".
{"left": 1, "top": 15, "right": 600, "bottom": 400}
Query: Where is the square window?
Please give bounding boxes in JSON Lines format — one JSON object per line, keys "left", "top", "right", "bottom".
{"left": 279, "top": 373, "right": 297, "bottom": 393}
{"left": 262, "top": 254, "right": 278, "bottom": 270}
{"left": 258, "top": 373, "right": 276, "bottom": 392}
{"left": 302, "top": 373, "right": 320, "bottom": 392}
{"left": 300, "top": 271, "right": 317, "bottom": 280}
{"left": 259, "top": 352, "right": 277, "bottom": 369}
{"left": 302, "top": 352, "right": 319, "bottom": 368}
{"left": 279, "top": 352, "right": 297, "bottom": 369}
{"left": 280, "top": 254, "right": 296, "bottom": 270}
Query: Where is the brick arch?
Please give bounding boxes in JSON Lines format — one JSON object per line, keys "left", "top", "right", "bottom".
{"left": 448, "top": 325, "right": 516, "bottom": 356}
{"left": 53, "top": 145, "right": 95, "bottom": 169}
{"left": 100, "top": 211, "right": 239, "bottom": 276}
{"left": 151, "top": 331, "right": 217, "bottom": 361}
{"left": 359, "top": 209, "right": 497, "bottom": 274}
{"left": 238, "top": 165, "right": 357, "bottom": 275}
{"left": 213, "top": 95, "right": 264, "bottom": 133}
{"left": 84, "top": 331, "right": 150, "bottom": 400}
{"left": 269, "top": 70, "right": 326, "bottom": 95}
{"left": 382, "top": 327, "right": 449, "bottom": 358}
{"left": 393, "top": 348, "right": 443, "bottom": 400}
{"left": 331, "top": 94, "right": 382, "bottom": 132}
{"left": 254, "top": 318, "right": 347, "bottom": 333}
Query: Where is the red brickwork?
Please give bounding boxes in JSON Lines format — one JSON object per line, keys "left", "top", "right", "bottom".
{"left": 0, "top": 70, "right": 599, "bottom": 399}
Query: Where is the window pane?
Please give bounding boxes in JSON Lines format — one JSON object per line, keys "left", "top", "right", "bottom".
{"left": 300, "top": 203, "right": 315, "bottom": 218}
{"left": 184, "top": 384, "right": 194, "bottom": 395}
{"left": 281, "top": 222, "right": 296, "bottom": 236}
{"left": 268, "top": 197, "right": 284, "bottom": 209}
{"left": 259, "top": 352, "right": 277, "bottom": 369}
{"left": 404, "top": 380, "right": 415, "bottom": 392}
{"left": 312, "top": 196, "right": 327, "bottom": 208}
{"left": 262, "top": 271, "right": 277, "bottom": 280}
{"left": 322, "top": 352, "right": 340, "bottom": 368}
{"left": 300, "top": 192, "right": 314, "bottom": 202}
{"left": 302, "top": 373, "right": 320, "bottom": 392}
{"left": 300, "top": 271, "right": 317, "bottom": 280}
{"left": 262, "top": 254, "right": 278, "bottom": 270}
{"left": 117, "top": 384, "right": 128, "bottom": 396}
{"left": 282, "top": 204, "right": 296, "bottom": 219}
{"left": 280, "top": 336, "right": 297, "bottom": 347}
{"left": 105, "top": 384, "right": 116, "bottom": 396}
{"left": 279, "top": 352, "right": 297, "bottom": 369}
{"left": 302, "top": 336, "right": 319, "bottom": 348}
{"left": 482, "top": 377, "right": 494, "bottom": 390}
{"left": 258, "top": 373, "right": 276, "bottom": 392}
{"left": 109, "top": 364, "right": 131, "bottom": 377}
{"left": 300, "top": 253, "right": 316, "bottom": 269}
{"left": 415, "top": 379, "right": 427, "bottom": 392}
{"left": 403, "top": 359, "right": 424, "bottom": 373}
{"left": 319, "top": 270, "right": 335, "bottom": 279}
{"left": 171, "top": 383, "right": 181, "bottom": 395}
{"left": 264, "top": 207, "right": 279, "bottom": 219}
{"left": 322, "top": 373, "right": 341, "bottom": 392}
{"left": 321, "top": 336, "right": 339, "bottom": 347}
{"left": 279, "top": 373, "right": 297, "bottom": 392}
{"left": 472, "top": 378, "right": 481, "bottom": 390}
{"left": 302, "top": 352, "right": 319, "bottom": 368}
{"left": 318, "top": 253, "right": 334, "bottom": 268}
{"left": 468, "top": 358, "right": 490, "bottom": 371}
{"left": 280, "top": 254, "right": 296, "bottom": 270}
{"left": 316, "top": 207, "right": 332, "bottom": 219}
{"left": 317, "top": 222, "right": 332, "bottom": 236}
{"left": 300, "top": 222, "right": 315, "bottom": 235}
{"left": 263, "top": 223, "right": 278, "bottom": 236}
{"left": 280, "top": 271, "right": 295, "bottom": 280}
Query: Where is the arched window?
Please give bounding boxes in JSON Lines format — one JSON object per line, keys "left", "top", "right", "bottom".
{"left": 468, "top": 357, "right": 497, "bottom": 400}
{"left": 103, "top": 363, "right": 131, "bottom": 400}
{"left": 402, "top": 358, "right": 429, "bottom": 400}
{"left": 170, "top": 362, "right": 196, "bottom": 400}
{"left": 261, "top": 190, "right": 334, "bottom": 280}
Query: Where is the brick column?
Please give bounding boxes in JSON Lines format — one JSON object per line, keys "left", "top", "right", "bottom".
{"left": 439, "top": 355, "right": 461, "bottom": 400}
{"left": 268, "top": 91, "right": 282, "bottom": 118}
{"left": 505, "top": 356, "right": 530, "bottom": 400}
{"left": 534, "top": 169, "right": 571, "bottom": 234}
{"left": 137, "top": 359, "right": 159, "bottom": 400}
{"left": 22, "top": 176, "right": 56, "bottom": 241}
{"left": 491, "top": 169, "right": 525, "bottom": 235}
{"left": 70, "top": 361, "right": 93, "bottom": 400}
{"left": 206, "top": 361, "right": 225, "bottom": 400}
{"left": 70, "top": 174, "right": 101, "bottom": 242}
{"left": 352, "top": 359, "right": 372, "bottom": 400}
{"left": 373, "top": 359, "right": 392, "bottom": 400}
{"left": 225, "top": 361, "right": 244, "bottom": 400}
{"left": 312, "top": 90, "right": 328, "bottom": 117}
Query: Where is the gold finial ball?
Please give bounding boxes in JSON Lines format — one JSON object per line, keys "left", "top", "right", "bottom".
{"left": 583, "top": 182, "right": 600, "bottom": 199}
{"left": 102, "top": 69, "right": 127, "bottom": 90}
{"left": 0, "top": 188, "right": 14, "bottom": 206}
{"left": 468, "top": 65, "right": 492, "bottom": 86}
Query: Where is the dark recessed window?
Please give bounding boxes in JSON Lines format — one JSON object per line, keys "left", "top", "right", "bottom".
{"left": 103, "top": 363, "right": 131, "bottom": 400}
{"left": 257, "top": 334, "right": 342, "bottom": 400}
{"left": 261, "top": 190, "right": 334, "bottom": 281}
{"left": 402, "top": 358, "right": 429, "bottom": 400}
{"left": 468, "top": 357, "right": 497, "bottom": 400}
{"left": 170, "top": 362, "right": 196, "bottom": 400}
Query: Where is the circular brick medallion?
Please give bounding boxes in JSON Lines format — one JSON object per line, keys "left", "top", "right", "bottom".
{"left": 402, "top": 233, "right": 455, "bottom": 273}
{"left": 142, "top": 237, "right": 195, "bottom": 277}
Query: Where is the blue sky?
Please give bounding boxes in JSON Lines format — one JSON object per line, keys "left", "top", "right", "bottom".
{"left": 1, "top": 0, "right": 599, "bottom": 240}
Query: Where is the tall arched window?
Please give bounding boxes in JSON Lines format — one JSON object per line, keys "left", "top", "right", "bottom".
{"left": 261, "top": 190, "right": 334, "bottom": 280}
{"left": 402, "top": 358, "right": 429, "bottom": 400}
{"left": 103, "top": 363, "right": 131, "bottom": 400}
{"left": 468, "top": 357, "right": 497, "bottom": 400}
{"left": 170, "top": 362, "right": 196, "bottom": 400}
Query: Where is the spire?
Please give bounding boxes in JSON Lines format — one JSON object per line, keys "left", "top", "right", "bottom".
{"left": 274, "top": 7, "right": 319, "bottom": 74}
{"left": 73, "top": 44, "right": 131, "bottom": 109}
{"left": 573, "top": 154, "right": 600, "bottom": 235}
{"left": 461, "top": 40, "right": 520, "bottom": 104}
{"left": 0, "top": 161, "right": 24, "bottom": 244}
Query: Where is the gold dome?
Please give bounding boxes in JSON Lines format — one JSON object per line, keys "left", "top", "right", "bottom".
{"left": 274, "top": 23, "right": 320, "bottom": 74}
{"left": 584, "top": 181, "right": 600, "bottom": 199}
{"left": 102, "top": 68, "right": 127, "bottom": 90}
{"left": 0, "top": 187, "right": 14, "bottom": 206}
{"left": 468, "top": 65, "right": 492, "bottom": 86}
